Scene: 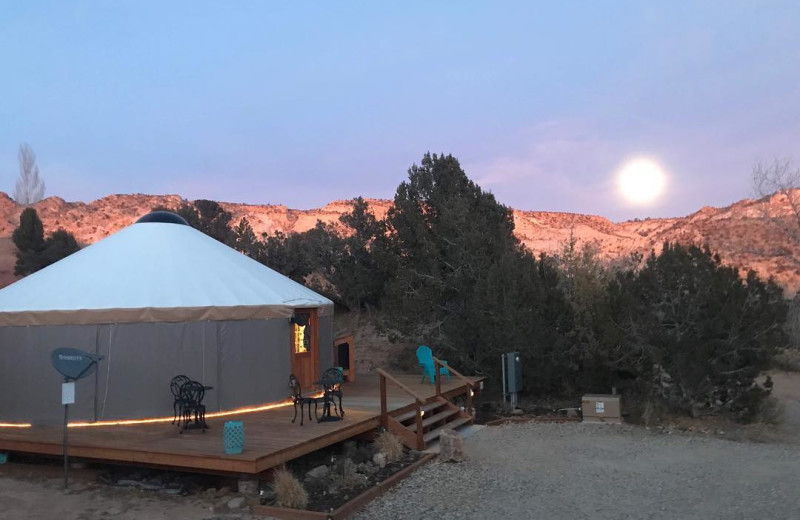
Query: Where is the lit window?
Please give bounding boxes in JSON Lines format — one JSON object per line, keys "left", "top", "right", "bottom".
{"left": 293, "top": 313, "right": 312, "bottom": 353}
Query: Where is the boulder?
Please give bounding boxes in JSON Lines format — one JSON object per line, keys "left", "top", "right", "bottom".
{"left": 305, "top": 464, "right": 330, "bottom": 481}
{"left": 438, "top": 429, "right": 465, "bottom": 462}
{"left": 227, "top": 496, "right": 247, "bottom": 510}
{"left": 237, "top": 478, "right": 258, "bottom": 496}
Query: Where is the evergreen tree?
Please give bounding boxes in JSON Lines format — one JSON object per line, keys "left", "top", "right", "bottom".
{"left": 185, "top": 199, "right": 234, "bottom": 245}
{"left": 614, "top": 243, "right": 787, "bottom": 420}
{"left": 12, "top": 207, "right": 45, "bottom": 253}
{"left": 233, "top": 217, "right": 261, "bottom": 257}
{"left": 381, "top": 153, "right": 568, "bottom": 385}
{"left": 12, "top": 208, "right": 46, "bottom": 276}
{"left": 41, "top": 229, "right": 80, "bottom": 267}
{"left": 12, "top": 208, "right": 80, "bottom": 276}
{"left": 333, "top": 197, "right": 393, "bottom": 310}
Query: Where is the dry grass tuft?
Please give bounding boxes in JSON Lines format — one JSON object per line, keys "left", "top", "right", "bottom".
{"left": 271, "top": 466, "right": 308, "bottom": 509}
{"left": 375, "top": 430, "right": 404, "bottom": 463}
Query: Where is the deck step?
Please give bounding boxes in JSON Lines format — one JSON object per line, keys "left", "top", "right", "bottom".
{"left": 408, "top": 407, "right": 460, "bottom": 433}
{"left": 392, "top": 399, "right": 447, "bottom": 424}
{"left": 423, "top": 416, "right": 472, "bottom": 443}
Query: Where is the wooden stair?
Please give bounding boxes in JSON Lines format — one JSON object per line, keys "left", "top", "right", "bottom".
{"left": 387, "top": 396, "right": 473, "bottom": 450}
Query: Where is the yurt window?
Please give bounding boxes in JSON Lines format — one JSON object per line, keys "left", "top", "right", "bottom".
{"left": 293, "top": 312, "right": 312, "bottom": 353}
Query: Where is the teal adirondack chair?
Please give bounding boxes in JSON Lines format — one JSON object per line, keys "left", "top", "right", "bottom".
{"left": 416, "top": 345, "right": 450, "bottom": 384}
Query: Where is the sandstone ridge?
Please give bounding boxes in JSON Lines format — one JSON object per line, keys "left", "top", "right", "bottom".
{"left": 1, "top": 191, "right": 798, "bottom": 293}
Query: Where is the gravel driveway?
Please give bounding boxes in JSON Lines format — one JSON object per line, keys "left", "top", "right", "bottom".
{"left": 354, "top": 422, "right": 800, "bottom": 520}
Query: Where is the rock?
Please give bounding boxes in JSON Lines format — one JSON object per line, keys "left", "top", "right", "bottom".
{"left": 69, "top": 481, "right": 88, "bottom": 492}
{"left": 439, "top": 429, "right": 465, "bottom": 463}
{"left": 116, "top": 479, "right": 140, "bottom": 487}
{"left": 227, "top": 496, "right": 247, "bottom": 510}
{"left": 145, "top": 476, "right": 164, "bottom": 487}
{"left": 305, "top": 464, "right": 330, "bottom": 481}
{"left": 210, "top": 500, "right": 229, "bottom": 514}
{"left": 373, "top": 453, "right": 387, "bottom": 468}
{"left": 105, "top": 506, "right": 124, "bottom": 516}
{"left": 215, "top": 485, "right": 232, "bottom": 497}
{"left": 97, "top": 473, "right": 116, "bottom": 485}
{"left": 237, "top": 478, "right": 259, "bottom": 496}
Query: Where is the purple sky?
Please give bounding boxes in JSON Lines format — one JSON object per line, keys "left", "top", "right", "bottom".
{"left": 1, "top": 2, "right": 799, "bottom": 221}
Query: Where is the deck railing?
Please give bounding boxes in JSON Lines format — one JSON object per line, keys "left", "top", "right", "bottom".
{"left": 433, "top": 356, "right": 475, "bottom": 416}
{"left": 377, "top": 368, "right": 426, "bottom": 449}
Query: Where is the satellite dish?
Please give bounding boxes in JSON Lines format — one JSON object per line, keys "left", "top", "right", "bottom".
{"left": 51, "top": 348, "right": 104, "bottom": 381}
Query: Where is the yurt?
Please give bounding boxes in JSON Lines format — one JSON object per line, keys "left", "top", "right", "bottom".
{"left": 0, "top": 212, "right": 334, "bottom": 424}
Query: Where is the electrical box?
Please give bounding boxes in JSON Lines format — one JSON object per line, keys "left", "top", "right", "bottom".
{"left": 581, "top": 394, "right": 621, "bottom": 424}
{"left": 503, "top": 352, "right": 522, "bottom": 393}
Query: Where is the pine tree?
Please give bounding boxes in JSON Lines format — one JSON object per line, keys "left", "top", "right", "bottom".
{"left": 12, "top": 208, "right": 80, "bottom": 276}
{"left": 614, "top": 242, "right": 787, "bottom": 420}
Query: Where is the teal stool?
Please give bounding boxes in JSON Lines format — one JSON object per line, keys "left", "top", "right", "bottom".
{"left": 223, "top": 421, "right": 244, "bottom": 454}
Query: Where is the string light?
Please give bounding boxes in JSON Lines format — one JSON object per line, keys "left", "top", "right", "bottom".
{"left": 1, "top": 393, "right": 323, "bottom": 429}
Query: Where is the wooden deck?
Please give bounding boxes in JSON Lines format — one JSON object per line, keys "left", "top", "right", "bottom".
{"left": 0, "top": 374, "right": 479, "bottom": 476}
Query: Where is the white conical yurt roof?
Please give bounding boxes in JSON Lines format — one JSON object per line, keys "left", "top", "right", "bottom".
{"left": 0, "top": 218, "right": 333, "bottom": 326}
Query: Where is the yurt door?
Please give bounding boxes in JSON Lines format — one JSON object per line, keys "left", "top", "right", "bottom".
{"left": 290, "top": 309, "right": 320, "bottom": 388}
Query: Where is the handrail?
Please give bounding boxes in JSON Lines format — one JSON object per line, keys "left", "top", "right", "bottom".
{"left": 378, "top": 368, "right": 427, "bottom": 449}
{"left": 432, "top": 356, "right": 475, "bottom": 388}
{"left": 376, "top": 368, "right": 426, "bottom": 404}
{"left": 432, "top": 356, "right": 476, "bottom": 417}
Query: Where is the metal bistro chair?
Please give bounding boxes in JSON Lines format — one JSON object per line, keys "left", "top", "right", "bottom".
{"left": 170, "top": 375, "right": 192, "bottom": 425}
{"left": 289, "top": 374, "right": 320, "bottom": 426}
{"left": 319, "top": 367, "right": 345, "bottom": 421}
{"left": 178, "top": 380, "right": 208, "bottom": 433}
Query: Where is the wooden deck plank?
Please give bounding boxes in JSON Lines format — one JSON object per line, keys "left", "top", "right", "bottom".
{"left": 0, "top": 374, "right": 483, "bottom": 475}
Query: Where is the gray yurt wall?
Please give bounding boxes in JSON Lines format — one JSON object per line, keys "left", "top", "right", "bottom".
{"left": 0, "top": 315, "right": 330, "bottom": 425}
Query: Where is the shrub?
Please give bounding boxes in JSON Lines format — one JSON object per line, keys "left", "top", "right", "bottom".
{"left": 613, "top": 244, "right": 788, "bottom": 420}
{"left": 773, "top": 349, "right": 800, "bottom": 372}
{"left": 374, "top": 430, "right": 404, "bottom": 463}
{"left": 271, "top": 467, "right": 308, "bottom": 509}
{"left": 753, "top": 396, "right": 785, "bottom": 425}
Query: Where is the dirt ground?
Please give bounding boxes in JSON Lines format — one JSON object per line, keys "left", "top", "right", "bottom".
{"left": 1, "top": 372, "right": 799, "bottom": 520}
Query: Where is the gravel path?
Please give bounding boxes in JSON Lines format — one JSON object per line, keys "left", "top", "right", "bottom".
{"left": 354, "top": 422, "right": 800, "bottom": 520}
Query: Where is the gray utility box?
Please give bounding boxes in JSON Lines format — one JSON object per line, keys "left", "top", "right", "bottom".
{"left": 581, "top": 394, "right": 622, "bottom": 424}
{"left": 503, "top": 352, "right": 522, "bottom": 394}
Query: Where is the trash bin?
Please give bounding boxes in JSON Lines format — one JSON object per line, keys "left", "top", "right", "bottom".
{"left": 223, "top": 421, "right": 245, "bottom": 454}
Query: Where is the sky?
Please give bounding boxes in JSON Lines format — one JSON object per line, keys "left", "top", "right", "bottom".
{"left": 1, "top": 2, "right": 798, "bottom": 221}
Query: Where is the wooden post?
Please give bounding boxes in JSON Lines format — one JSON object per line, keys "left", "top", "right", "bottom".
{"left": 434, "top": 359, "right": 441, "bottom": 397}
{"left": 380, "top": 373, "right": 387, "bottom": 427}
{"left": 415, "top": 403, "right": 424, "bottom": 450}
{"left": 466, "top": 387, "right": 473, "bottom": 416}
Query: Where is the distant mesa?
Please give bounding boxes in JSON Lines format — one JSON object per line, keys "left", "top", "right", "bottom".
{"left": 0, "top": 190, "right": 799, "bottom": 294}
{"left": 135, "top": 211, "right": 189, "bottom": 226}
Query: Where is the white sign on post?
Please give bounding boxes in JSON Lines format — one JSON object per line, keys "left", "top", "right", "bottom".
{"left": 62, "top": 382, "right": 75, "bottom": 405}
{"left": 595, "top": 401, "right": 605, "bottom": 414}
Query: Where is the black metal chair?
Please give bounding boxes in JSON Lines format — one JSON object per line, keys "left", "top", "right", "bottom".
{"left": 170, "top": 375, "right": 191, "bottom": 425}
{"left": 178, "top": 380, "right": 208, "bottom": 433}
{"left": 289, "top": 374, "right": 320, "bottom": 426}
{"left": 319, "top": 367, "right": 345, "bottom": 421}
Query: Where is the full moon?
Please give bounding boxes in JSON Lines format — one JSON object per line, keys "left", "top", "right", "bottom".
{"left": 617, "top": 158, "right": 666, "bottom": 204}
